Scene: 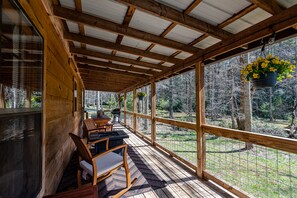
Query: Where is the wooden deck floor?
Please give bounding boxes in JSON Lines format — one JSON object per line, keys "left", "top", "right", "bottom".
{"left": 114, "top": 124, "right": 235, "bottom": 198}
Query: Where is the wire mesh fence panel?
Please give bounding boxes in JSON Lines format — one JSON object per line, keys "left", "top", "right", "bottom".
{"left": 205, "top": 133, "right": 297, "bottom": 197}
{"left": 119, "top": 112, "right": 124, "bottom": 123}
{"left": 156, "top": 122, "right": 197, "bottom": 165}
{"left": 126, "top": 114, "right": 133, "bottom": 128}
{"left": 136, "top": 117, "right": 151, "bottom": 139}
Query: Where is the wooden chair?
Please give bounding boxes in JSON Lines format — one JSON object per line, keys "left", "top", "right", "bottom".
{"left": 69, "top": 133, "right": 137, "bottom": 198}
{"left": 83, "top": 119, "right": 106, "bottom": 142}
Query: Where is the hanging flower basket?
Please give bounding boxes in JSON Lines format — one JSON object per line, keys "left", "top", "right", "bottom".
{"left": 241, "top": 54, "right": 295, "bottom": 88}
{"left": 137, "top": 92, "right": 146, "bottom": 100}
{"left": 252, "top": 72, "right": 277, "bottom": 88}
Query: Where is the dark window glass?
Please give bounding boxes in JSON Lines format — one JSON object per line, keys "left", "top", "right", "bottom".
{"left": 0, "top": 0, "right": 43, "bottom": 197}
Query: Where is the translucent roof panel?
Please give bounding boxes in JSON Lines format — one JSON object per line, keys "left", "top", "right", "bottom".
{"left": 121, "top": 36, "right": 152, "bottom": 50}
{"left": 189, "top": 0, "right": 251, "bottom": 26}
{"left": 175, "top": 52, "right": 192, "bottom": 60}
{"left": 116, "top": 51, "right": 139, "bottom": 60}
{"left": 88, "top": 57, "right": 108, "bottom": 62}
{"left": 141, "top": 57, "right": 161, "bottom": 64}
{"left": 162, "top": 62, "right": 174, "bottom": 67}
{"left": 150, "top": 45, "right": 177, "bottom": 56}
{"left": 112, "top": 61, "right": 131, "bottom": 66}
{"left": 59, "top": 0, "right": 75, "bottom": 9}
{"left": 86, "top": 45, "right": 112, "bottom": 54}
{"left": 129, "top": 10, "right": 171, "bottom": 36}
{"left": 72, "top": 41, "right": 81, "bottom": 48}
{"left": 154, "top": 0, "right": 194, "bottom": 12}
{"left": 66, "top": 21, "right": 79, "bottom": 34}
{"left": 194, "top": 36, "right": 221, "bottom": 49}
{"left": 223, "top": 8, "right": 272, "bottom": 34}
{"left": 276, "top": 0, "right": 297, "bottom": 8}
{"left": 84, "top": 25, "right": 118, "bottom": 43}
{"left": 165, "top": 25, "right": 203, "bottom": 44}
{"left": 81, "top": 0, "right": 128, "bottom": 24}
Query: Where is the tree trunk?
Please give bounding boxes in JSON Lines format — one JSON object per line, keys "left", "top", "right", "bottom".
{"left": 169, "top": 78, "right": 174, "bottom": 119}
{"left": 269, "top": 88, "right": 274, "bottom": 121}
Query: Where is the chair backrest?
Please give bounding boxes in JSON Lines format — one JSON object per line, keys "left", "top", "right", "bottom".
{"left": 69, "top": 133, "right": 92, "bottom": 163}
{"left": 83, "top": 119, "right": 97, "bottom": 131}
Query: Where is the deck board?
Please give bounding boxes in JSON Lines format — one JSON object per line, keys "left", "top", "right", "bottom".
{"left": 113, "top": 125, "right": 235, "bottom": 198}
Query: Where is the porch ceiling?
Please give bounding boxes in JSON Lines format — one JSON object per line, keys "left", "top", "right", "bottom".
{"left": 47, "top": 0, "right": 297, "bottom": 92}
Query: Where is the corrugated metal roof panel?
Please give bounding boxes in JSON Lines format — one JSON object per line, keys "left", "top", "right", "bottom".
{"left": 189, "top": 0, "right": 250, "bottom": 26}
{"left": 59, "top": 0, "right": 75, "bottom": 9}
{"left": 111, "top": 61, "right": 131, "bottom": 66}
{"left": 276, "top": 0, "right": 297, "bottom": 8}
{"left": 162, "top": 62, "right": 174, "bottom": 67}
{"left": 129, "top": 10, "right": 171, "bottom": 36}
{"left": 81, "top": 0, "right": 128, "bottom": 24}
{"left": 84, "top": 25, "right": 118, "bottom": 43}
{"left": 194, "top": 36, "right": 221, "bottom": 49}
{"left": 141, "top": 57, "right": 161, "bottom": 64}
{"left": 86, "top": 45, "right": 112, "bottom": 54}
{"left": 150, "top": 45, "right": 177, "bottom": 56}
{"left": 66, "top": 21, "right": 79, "bottom": 34}
{"left": 154, "top": 0, "right": 194, "bottom": 12}
{"left": 165, "top": 25, "right": 203, "bottom": 44}
{"left": 121, "top": 36, "right": 152, "bottom": 50}
{"left": 175, "top": 52, "right": 192, "bottom": 60}
{"left": 116, "top": 51, "right": 139, "bottom": 60}
{"left": 223, "top": 8, "right": 272, "bottom": 34}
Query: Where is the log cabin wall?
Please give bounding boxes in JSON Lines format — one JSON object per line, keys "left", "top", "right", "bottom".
{"left": 17, "top": 0, "right": 84, "bottom": 196}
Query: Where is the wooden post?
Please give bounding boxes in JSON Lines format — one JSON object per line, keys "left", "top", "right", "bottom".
{"left": 151, "top": 81, "right": 156, "bottom": 146}
{"left": 0, "top": 84, "right": 6, "bottom": 108}
{"left": 133, "top": 88, "right": 137, "bottom": 132}
{"left": 118, "top": 93, "right": 121, "bottom": 108}
{"left": 124, "top": 92, "right": 127, "bottom": 125}
{"left": 25, "top": 86, "right": 31, "bottom": 108}
{"left": 195, "top": 61, "right": 206, "bottom": 178}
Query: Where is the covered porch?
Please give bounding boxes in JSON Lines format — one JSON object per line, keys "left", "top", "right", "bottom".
{"left": 1, "top": 0, "right": 297, "bottom": 197}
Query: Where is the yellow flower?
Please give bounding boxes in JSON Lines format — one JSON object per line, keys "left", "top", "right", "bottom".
{"left": 272, "top": 59, "right": 280, "bottom": 64}
{"left": 261, "top": 62, "right": 268, "bottom": 68}
{"left": 265, "top": 60, "right": 269, "bottom": 64}
{"left": 267, "top": 54, "right": 273, "bottom": 59}
{"left": 253, "top": 73, "right": 260, "bottom": 78}
{"left": 288, "top": 74, "right": 293, "bottom": 78}
{"left": 243, "top": 70, "right": 249, "bottom": 75}
{"left": 247, "top": 64, "right": 253, "bottom": 71}
{"left": 269, "top": 67, "right": 277, "bottom": 72}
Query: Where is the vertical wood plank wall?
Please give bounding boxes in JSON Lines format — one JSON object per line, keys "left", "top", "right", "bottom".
{"left": 18, "top": 0, "right": 84, "bottom": 196}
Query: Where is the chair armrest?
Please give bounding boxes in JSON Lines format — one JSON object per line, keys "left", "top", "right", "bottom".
{"left": 92, "top": 144, "right": 127, "bottom": 161}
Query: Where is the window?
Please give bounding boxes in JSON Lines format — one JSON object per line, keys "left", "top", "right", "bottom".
{"left": 0, "top": 0, "right": 43, "bottom": 197}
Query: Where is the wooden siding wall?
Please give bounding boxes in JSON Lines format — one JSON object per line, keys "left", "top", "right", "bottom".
{"left": 18, "top": 0, "right": 84, "bottom": 196}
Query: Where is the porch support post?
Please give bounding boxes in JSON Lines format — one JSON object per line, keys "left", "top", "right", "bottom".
{"left": 151, "top": 81, "right": 156, "bottom": 146}
{"left": 195, "top": 61, "right": 206, "bottom": 178}
{"left": 0, "top": 84, "right": 6, "bottom": 108}
{"left": 124, "top": 92, "right": 127, "bottom": 125}
{"left": 25, "top": 86, "right": 31, "bottom": 108}
{"left": 133, "top": 88, "right": 137, "bottom": 132}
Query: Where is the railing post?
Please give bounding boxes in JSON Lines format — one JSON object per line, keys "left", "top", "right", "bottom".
{"left": 124, "top": 92, "right": 127, "bottom": 126}
{"left": 151, "top": 81, "right": 156, "bottom": 146}
{"left": 196, "top": 61, "right": 206, "bottom": 178}
{"left": 133, "top": 88, "right": 137, "bottom": 132}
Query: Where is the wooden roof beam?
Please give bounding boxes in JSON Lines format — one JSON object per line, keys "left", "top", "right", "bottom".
{"left": 78, "top": 64, "right": 150, "bottom": 79}
{"left": 249, "top": 0, "right": 284, "bottom": 14}
{"left": 75, "top": 56, "right": 157, "bottom": 75}
{"left": 64, "top": 32, "right": 180, "bottom": 64}
{"left": 115, "top": 0, "right": 232, "bottom": 40}
{"left": 53, "top": 6, "right": 199, "bottom": 54}
{"left": 70, "top": 46, "right": 165, "bottom": 70}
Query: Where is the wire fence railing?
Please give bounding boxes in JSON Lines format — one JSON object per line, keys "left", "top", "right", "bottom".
{"left": 136, "top": 117, "right": 151, "bottom": 140}
{"left": 205, "top": 133, "right": 297, "bottom": 198}
{"left": 156, "top": 122, "right": 197, "bottom": 165}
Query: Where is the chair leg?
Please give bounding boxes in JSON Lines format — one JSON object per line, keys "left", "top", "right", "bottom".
{"left": 77, "top": 169, "right": 82, "bottom": 188}
{"left": 124, "top": 160, "right": 131, "bottom": 187}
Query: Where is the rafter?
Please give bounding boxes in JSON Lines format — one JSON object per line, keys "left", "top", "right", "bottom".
{"left": 115, "top": 0, "right": 232, "bottom": 40}
{"left": 249, "top": 0, "right": 283, "bottom": 14}
{"left": 53, "top": 6, "right": 199, "bottom": 54}
{"left": 78, "top": 64, "right": 150, "bottom": 79}
{"left": 70, "top": 46, "right": 165, "bottom": 70}
{"left": 75, "top": 57, "right": 157, "bottom": 75}
{"left": 64, "top": 32, "right": 180, "bottom": 64}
